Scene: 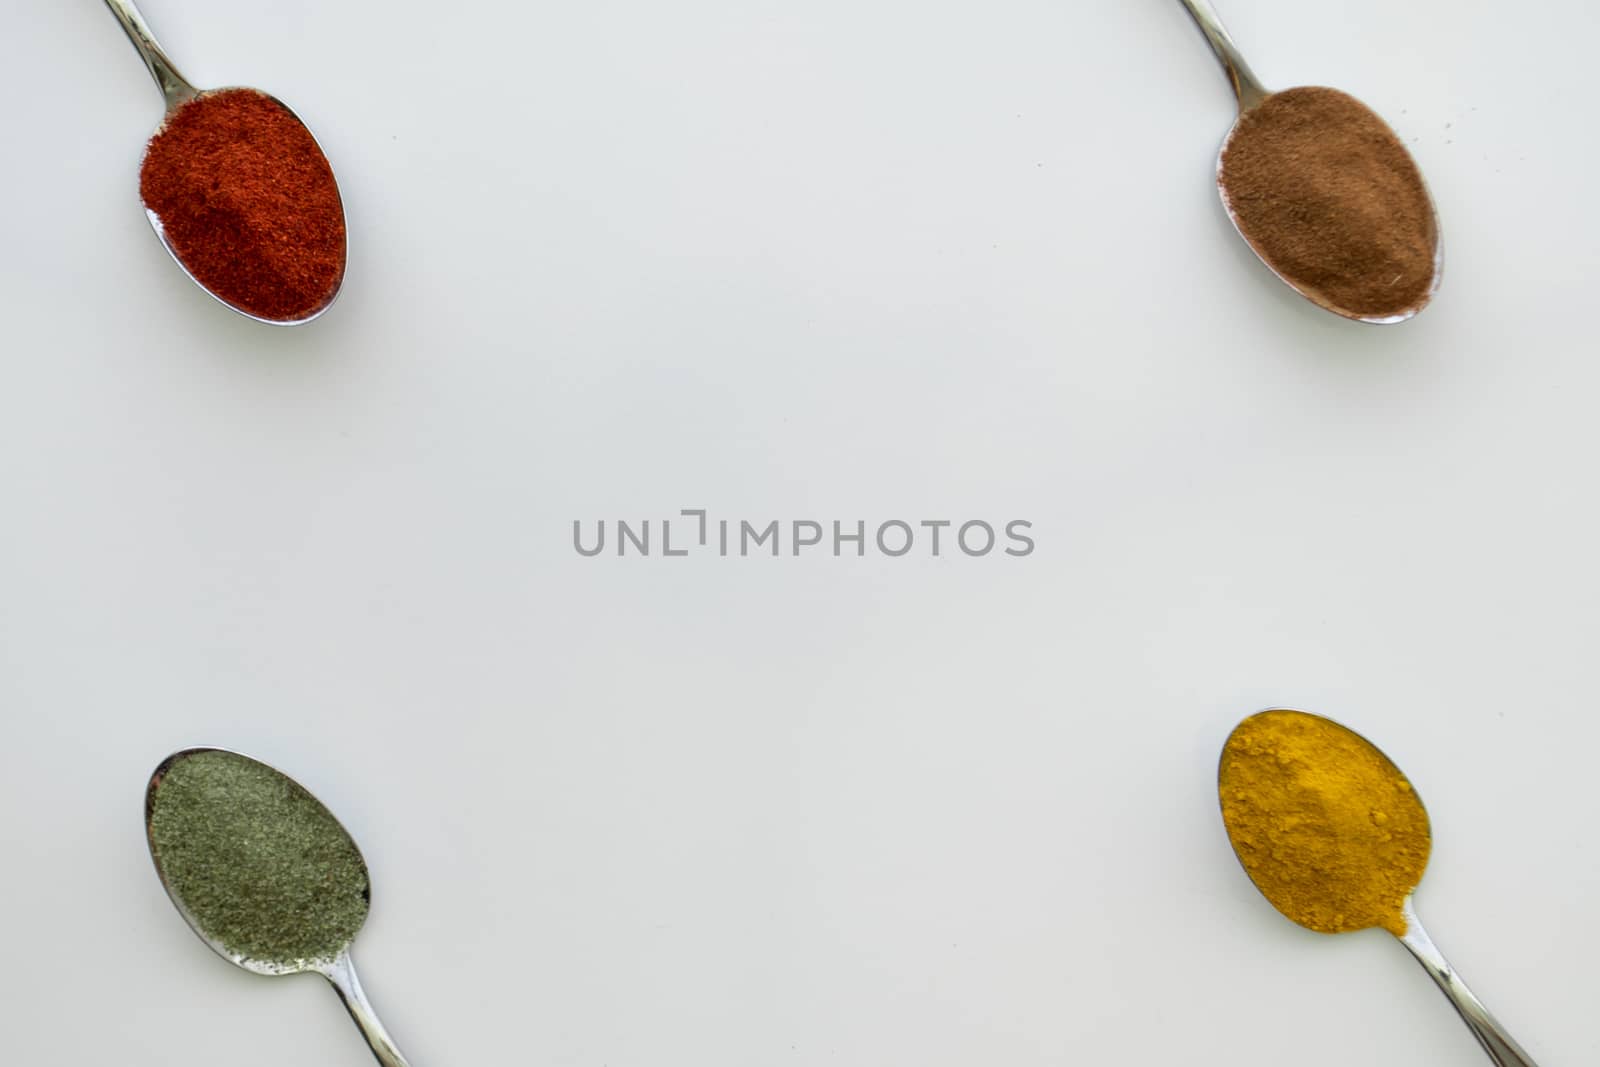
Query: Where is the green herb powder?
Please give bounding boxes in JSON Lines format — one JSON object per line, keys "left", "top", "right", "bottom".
{"left": 148, "top": 751, "right": 369, "bottom": 965}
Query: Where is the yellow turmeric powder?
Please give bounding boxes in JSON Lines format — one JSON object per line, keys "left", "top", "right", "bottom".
{"left": 1218, "top": 709, "right": 1431, "bottom": 936}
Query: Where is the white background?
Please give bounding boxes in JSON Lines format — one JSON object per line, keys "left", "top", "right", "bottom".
{"left": 2, "top": 0, "right": 1596, "bottom": 1063}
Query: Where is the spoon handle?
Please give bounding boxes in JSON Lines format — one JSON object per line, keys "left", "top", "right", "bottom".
{"left": 101, "top": 0, "right": 197, "bottom": 108}
{"left": 325, "top": 952, "right": 416, "bottom": 1067}
{"left": 1173, "top": 0, "right": 1270, "bottom": 110}
{"left": 1399, "top": 908, "right": 1540, "bottom": 1067}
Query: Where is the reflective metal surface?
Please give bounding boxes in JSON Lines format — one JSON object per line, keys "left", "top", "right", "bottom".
{"left": 1175, "top": 0, "right": 1269, "bottom": 111}
{"left": 327, "top": 953, "right": 416, "bottom": 1067}
{"left": 101, "top": 0, "right": 196, "bottom": 108}
{"left": 1399, "top": 899, "right": 1540, "bottom": 1067}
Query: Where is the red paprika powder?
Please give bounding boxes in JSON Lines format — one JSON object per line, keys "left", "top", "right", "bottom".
{"left": 139, "top": 88, "right": 346, "bottom": 322}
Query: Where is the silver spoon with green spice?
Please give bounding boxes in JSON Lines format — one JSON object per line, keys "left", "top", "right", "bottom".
{"left": 145, "top": 748, "right": 414, "bottom": 1067}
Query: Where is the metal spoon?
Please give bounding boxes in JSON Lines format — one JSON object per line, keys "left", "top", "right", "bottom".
{"left": 1174, "top": 1, "right": 1443, "bottom": 323}
{"left": 1220, "top": 711, "right": 1538, "bottom": 1067}
{"left": 101, "top": 0, "right": 346, "bottom": 325}
{"left": 1398, "top": 898, "right": 1539, "bottom": 1067}
{"left": 145, "top": 748, "right": 413, "bottom": 1067}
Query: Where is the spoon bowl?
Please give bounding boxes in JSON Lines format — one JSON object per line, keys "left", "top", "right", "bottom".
{"left": 145, "top": 748, "right": 413, "bottom": 1067}
{"left": 102, "top": 0, "right": 346, "bottom": 324}
{"left": 1176, "top": 1, "right": 1442, "bottom": 323}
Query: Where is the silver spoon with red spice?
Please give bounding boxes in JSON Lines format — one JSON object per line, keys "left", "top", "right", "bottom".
{"left": 1175, "top": 0, "right": 1443, "bottom": 323}
{"left": 102, "top": 0, "right": 347, "bottom": 325}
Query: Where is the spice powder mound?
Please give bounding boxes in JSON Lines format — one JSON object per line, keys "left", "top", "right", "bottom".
{"left": 148, "top": 750, "right": 369, "bottom": 965}
{"left": 1218, "top": 709, "right": 1430, "bottom": 936}
{"left": 139, "top": 88, "right": 346, "bottom": 322}
{"left": 1218, "top": 87, "right": 1438, "bottom": 319}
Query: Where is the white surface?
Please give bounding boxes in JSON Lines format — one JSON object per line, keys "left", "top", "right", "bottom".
{"left": 2, "top": 0, "right": 1597, "bottom": 1063}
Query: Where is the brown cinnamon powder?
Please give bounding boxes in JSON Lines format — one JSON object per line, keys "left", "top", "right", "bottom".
{"left": 1219, "top": 87, "right": 1438, "bottom": 320}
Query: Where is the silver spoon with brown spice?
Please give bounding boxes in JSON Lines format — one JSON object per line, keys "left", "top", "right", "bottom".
{"left": 1176, "top": 1, "right": 1443, "bottom": 323}
{"left": 145, "top": 748, "right": 414, "bottom": 1066}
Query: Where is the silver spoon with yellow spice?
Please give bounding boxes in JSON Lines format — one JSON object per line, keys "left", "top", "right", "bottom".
{"left": 1219, "top": 709, "right": 1537, "bottom": 1067}
{"left": 1174, "top": 1, "right": 1443, "bottom": 323}
{"left": 145, "top": 748, "right": 414, "bottom": 1067}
